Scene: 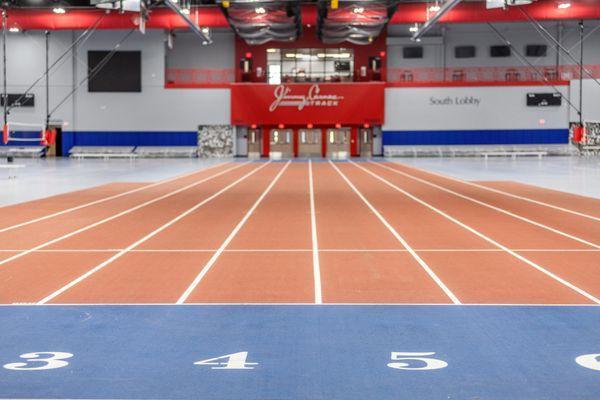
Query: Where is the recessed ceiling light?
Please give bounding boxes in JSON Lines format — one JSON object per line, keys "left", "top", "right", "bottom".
{"left": 53, "top": 7, "right": 66, "bottom": 14}
{"left": 266, "top": 48, "right": 277, "bottom": 53}
{"left": 353, "top": 7, "right": 364, "bottom": 13}
{"left": 557, "top": 2, "right": 571, "bottom": 9}
{"left": 8, "top": 26, "right": 20, "bottom": 33}
{"left": 255, "top": 7, "right": 266, "bottom": 14}
{"left": 429, "top": 4, "right": 441, "bottom": 12}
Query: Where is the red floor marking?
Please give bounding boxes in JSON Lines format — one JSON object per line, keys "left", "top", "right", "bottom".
{"left": 477, "top": 180, "right": 600, "bottom": 219}
{"left": 362, "top": 164, "right": 591, "bottom": 250}
{"left": 379, "top": 162, "right": 600, "bottom": 247}
{"left": 0, "top": 183, "right": 147, "bottom": 230}
{"left": 184, "top": 253, "right": 314, "bottom": 303}
{"left": 229, "top": 163, "right": 312, "bottom": 250}
{"left": 47, "top": 164, "right": 283, "bottom": 303}
{"left": 0, "top": 252, "right": 119, "bottom": 304}
{"left": 419, "top": 251, "right": 592, "bottom": 304}
{"left": 47, "top": 252, "right": 213, "bottom": 304}
{"left": 0, "top": 163, "right": 239, "bottom": 251}
{"left": 315, "top": 162, "right": 453, "bottom": 303}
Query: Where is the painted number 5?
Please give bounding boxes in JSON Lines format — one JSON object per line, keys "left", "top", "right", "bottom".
{"left": 3, "top": 352, "right": 73, "bottom": 371}
{"left": 387, "top": 352, "right": 448, "bottom": 371}
{"left": 575, "top": 354, "right": 600, "bottom": 371}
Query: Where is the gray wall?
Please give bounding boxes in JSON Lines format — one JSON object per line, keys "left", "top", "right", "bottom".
{"left": 166, "top": 29, "right": 235, "bottom": 70}
{"left": 1, "top": 29, "right": 231, "bottom": 133}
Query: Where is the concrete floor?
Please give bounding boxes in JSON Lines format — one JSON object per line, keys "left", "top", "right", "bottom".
{"left": 0, "top": 156, "right": 598, "bottom": 207}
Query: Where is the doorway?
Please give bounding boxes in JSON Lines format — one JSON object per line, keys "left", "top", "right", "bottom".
{"left": 359, "top": 128, "right": 373, "bottom": 158}
{"left": 298, "top": 129, "right": 322, "bottom": 158}
{"left": 247, "top": 128, "right": 262, "bottom": 159}
{"left": 326, "top": 128, "right": 350, "bottom": 159}
{"left": 269, "top": 128, "right": 293, "bottom": 158}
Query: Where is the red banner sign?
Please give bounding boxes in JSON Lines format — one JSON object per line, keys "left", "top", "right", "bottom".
{"left": 231, "top": 83, "right": 385, "bottom": 125}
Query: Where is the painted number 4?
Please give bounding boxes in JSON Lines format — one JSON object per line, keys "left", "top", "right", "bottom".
{"left": 194, "top": 352, "right": 258, "bottom": 370}
{"left": 387, "top": 352, "right": 448, "bottom": 371}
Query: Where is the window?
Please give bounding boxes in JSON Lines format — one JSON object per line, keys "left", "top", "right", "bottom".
{"left": 454, "top": 46, "right": 476, "bottom": 59}
{"left": 403, "top": 46, "right": 423, "bottom": 59}
{"left": 490, "top": 45, "right": 511, "bottom": 57}
{"left": 266, "top": 48, "right": 354, "bottom": 84}
{"left": 526, "top": 45, "right": 547, "bottom": 57}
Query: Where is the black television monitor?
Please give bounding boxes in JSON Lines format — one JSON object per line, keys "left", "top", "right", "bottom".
{"left": 490, "top": 45, "right": 511, "bottom": 58}
{"left": 403, "top": 46, "right": 423, "bottom": 59}
{"left": 88, "top": 51, "right": 142, "bottom": 92}
{"left": 455, "top": 46, "right": 476, "bottom": 59}
{"left": 526, "top": 45, "right": 548, "bottom": 57}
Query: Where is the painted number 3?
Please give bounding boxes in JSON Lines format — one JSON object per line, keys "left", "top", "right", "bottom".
{"left": 3, "top": 352, "right": 73, "bottom": 371}
{"left": 387, "top": 352, "right": 448, "bottom": 371}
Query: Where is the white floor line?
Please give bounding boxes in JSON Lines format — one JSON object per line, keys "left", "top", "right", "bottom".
{"left": 386, "top": 160, "right": 600, "bottom": 223}
{"left": 177, "top": 161, "right": 291, "bottom": 304}
{"left": 329, "top": 160, "right": 461, "bottom": 305}
{"left": 371, "top": 161, "right": 600, "bottom": 249}
{"left": 1, "top": 248, "right": 599, "bottom": 253}
{"left": 352, "top": 161, "right": 600, "bottom": 305}
{"left": 4, "top": 302, "right": 600, "bottom": 307}
{"left": 37, "top": 162, "right": 271, "bottom": 305}
{"left": 0, "top": 162, "right": 250, "bottom": 269}
{"left": 0, "top": 161, "right": 232, "bottom": 234}
{"left": 308, "top": 160, "right": 323, "bottom": 304}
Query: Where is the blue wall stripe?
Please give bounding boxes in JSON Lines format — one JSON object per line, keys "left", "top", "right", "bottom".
{"left": 382, "top": 129, "right": 569, "bottom": 146}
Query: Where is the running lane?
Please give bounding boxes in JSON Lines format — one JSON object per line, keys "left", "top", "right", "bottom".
{"left": 374, "top": 162, "right": 600, "bottom": 246}
{"left": 186, "top": 162, "right": 314, "bottom": 303}
{"left": 0, "top": 163, "right": 260, "bottom": 304}
{"left": 0, "top": 162, "right": 236, "bottom": 250}
{"left": 337, "top": 162, "right": 590, "bottom": 304}
{"left": 42, "top": 163, "right": 285, "bottom": 304}
{"left": 313, "top": 162, "right": 453, "bottom": 304}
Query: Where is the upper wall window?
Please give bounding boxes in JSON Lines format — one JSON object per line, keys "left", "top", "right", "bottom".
{"left": 454, "top": 46, "right": 476, "bottom": 59}
{"left": 526, "top": 44, "right": 548, "bottom": 57}
{"left": 490, "top": 45, "right": 511, "bottom": 58}
{"left": 403, "top": 46, "right": 423, "bottom": 59}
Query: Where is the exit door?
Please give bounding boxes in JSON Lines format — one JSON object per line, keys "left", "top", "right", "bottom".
{"left": 298, "top": 129, "right": 321, "bottom": 158}
{"left": 269, "top": 128, "right": 293, "bottom": 158}
{"left": 248, "top": 128, "right": 262, "bottom": 158}
{"left": 359, "top": 128, "right": 373, "bottom": 158}
{"left": 326, "top": 128, "right": 350, "bottom": 159}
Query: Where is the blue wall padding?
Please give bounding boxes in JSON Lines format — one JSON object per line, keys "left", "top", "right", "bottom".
{"left": 382, "top": 129, "right": 569, "bottom": 146}
{"left": 0, "top": 131, "right": 45, "bottom": 146}
{"left": 61, "top": 131, "right": 198, "bottom": 155}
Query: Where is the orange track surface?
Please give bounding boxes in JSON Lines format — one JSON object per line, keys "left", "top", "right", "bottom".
{"left": 0, "top": 160, "right": 598, "bottom": 305}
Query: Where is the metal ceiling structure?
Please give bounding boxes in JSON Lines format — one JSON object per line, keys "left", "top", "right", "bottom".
{"left": 317, "top": 0, "right": 398, "bottom": 44}
{"left": 220, "top": 0, "right": 301, "bottom": 44}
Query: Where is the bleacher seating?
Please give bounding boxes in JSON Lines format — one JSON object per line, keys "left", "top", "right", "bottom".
{"left": 384, "top": 144, "right": 577, "bottom": 158}
{"left": 69, "top": 146, "right": 136, "bottom": 159}
{"left": 134, "top": 146, "right": 198, "bottom": 158}
{"left": 0, "top": 146, "right": 46, "bottom": 158}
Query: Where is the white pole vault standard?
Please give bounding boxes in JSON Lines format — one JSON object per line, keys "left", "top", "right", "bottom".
{"left": 0, "top": 162, "right": 249, "bottom": 269}
{"left": 379, "top": 162, "right": 600, "bottom": 223}
{"left": 0, "top": 161, "right": 234, "bottom": 234}
{"left": 308, "top": 160, "right": 323, "bottom": 304}
{"left": 329, "top": 161, "right": 461, "bottom": 305}
{"left": 38, "top": 162, "right": 272, "bottom": 305}
{"left": 177, "top": 161, "right": 292, "bottom": 304}
{"left": 351, "top": 161, "right": 600, "bottom": 305}
{"left": 370, "top": 162, "right": 600, "bottom": 249}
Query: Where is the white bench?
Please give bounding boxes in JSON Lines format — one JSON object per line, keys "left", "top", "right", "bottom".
{"left": 482, "top": 151, "right": 547, "bottom": 160}
{"left": 70, "top": 146, "right": 136, "bottom": 160}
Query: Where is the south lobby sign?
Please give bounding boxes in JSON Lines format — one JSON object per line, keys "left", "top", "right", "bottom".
{"left": 231, "top": 82, "right": 385, "bottom": 126}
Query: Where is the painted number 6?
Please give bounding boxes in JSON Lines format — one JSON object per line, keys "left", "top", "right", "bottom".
{"left": 387, "top": 352, "right": 448, "bottom": 371}
{"left": 3, "top": 352, "right": 73, "bottom": 371}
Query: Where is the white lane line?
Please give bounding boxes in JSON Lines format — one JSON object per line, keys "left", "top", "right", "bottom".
{"left": 353, "top": 161, "right": 600, "bottom": 304}
{"left": 1, "top": 248, "right": 599, "bottom": 253}
{"left": 0, "top": 162, "right": 250, "bottom": 269}
{"left": 37, "top": 162, "right": 272, "bottom": 305}
{"left": 177, "top": 161, "right": 292, "bottom": 304}
{"left": 6, "top": 303, "right": 600, "bottom": 307}
{"left": 370, "top": 161, "right": 600, "bottom": 249}
{"left": 329, "top": 161, "right": 461, "bottom": 305}
{"left": 308, "top": 160, "right": 323, "bottom": 304}
{"left": 386, "top": 161, "right": 600, "bottom": 223}
{"left": 0, "top": 161, "right": 231, "bottom": 234}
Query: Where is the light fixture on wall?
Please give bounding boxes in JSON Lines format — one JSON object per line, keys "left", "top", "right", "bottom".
{"left": 409, "top": 23, "right": 419, "bottom": 33}
{"left": 8, "top": 26, "right": 20, "bottom": 33}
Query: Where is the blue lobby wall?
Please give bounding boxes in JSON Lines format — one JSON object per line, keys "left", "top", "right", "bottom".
{"left": 382, "top": 129, "right": 569, "bottom": 146}
{"left": 61, "top": 131, "right": 198, "bottom": 155}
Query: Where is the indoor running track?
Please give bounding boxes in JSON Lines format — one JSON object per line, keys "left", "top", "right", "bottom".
{"left": 0, "top": 159, "right": 599, "bottom": 399}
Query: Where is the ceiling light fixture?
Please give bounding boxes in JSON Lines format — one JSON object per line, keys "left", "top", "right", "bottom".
{"left": 353, "top": 7, "right": 364, "bottom": 14}
{"left": 182, "top": 7, "right": 190, "bottom": 14}
{"left": 255, "top": 7, "right": 266, "bottom": 14}
{"left": 8, "top": 26, "right": 20, "bottom": 33}
{"left": 409, "top": 23, "right": 419, "bottom": 33}
{"left": 429, "top": 4, "right": 441, "bottom": 12}
{"left": 557, "top": 2, "right": 571, "bottom": 9}
{"left": 52, "top": 7, "right": 66, "bottom": 14}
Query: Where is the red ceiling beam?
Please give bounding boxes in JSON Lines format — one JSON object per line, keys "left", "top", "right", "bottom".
{"left": 4, "top": 1, "right": 600, "bottom": 31}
